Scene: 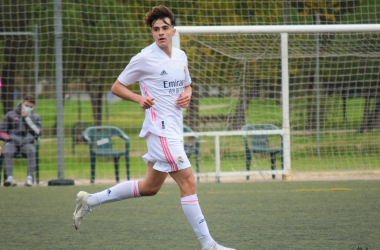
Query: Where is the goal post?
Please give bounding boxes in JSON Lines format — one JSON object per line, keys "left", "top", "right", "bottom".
{"left": 175, "top": 24, "right": 380, "bottom": 181}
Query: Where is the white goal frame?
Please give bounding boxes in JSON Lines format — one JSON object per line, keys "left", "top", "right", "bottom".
{"left": 175, "top": 24, "right": 380, "bottom": 182}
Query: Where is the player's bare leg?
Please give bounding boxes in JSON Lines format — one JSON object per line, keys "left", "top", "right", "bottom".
{"left": 170, "top": 168, "right": 236, "bottom": 250}
{"left": 170, "top": 166, "right": 197, "bottom": 197}
{"left": 138, "top": 161, "right": 168, "bottom": 196}
{"left": 73, "top": 161, "right": 167, "bottom": 230}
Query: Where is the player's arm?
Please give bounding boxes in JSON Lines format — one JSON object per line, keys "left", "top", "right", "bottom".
{"left": 111, "top": 80, "right": 155, "bottom": 109}
{"left": 177, "top": 85, "right": 192, "bottom": 108}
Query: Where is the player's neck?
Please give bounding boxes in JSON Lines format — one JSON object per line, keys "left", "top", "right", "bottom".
{"left": 158, "top": 44, "right": 172, "bottom": 58}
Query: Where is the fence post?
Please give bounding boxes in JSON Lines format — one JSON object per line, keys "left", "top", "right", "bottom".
{"left": 54, "top": 0, "right": 65, "bottom": 179}
{"left": 215, "top": 135, "right": 221, "bottom": 183}
{"left": 281, "top": 32, "right": 291, "bottom": 180}
{"left": 34, "top": 25, "right": 39, "bottom": 112}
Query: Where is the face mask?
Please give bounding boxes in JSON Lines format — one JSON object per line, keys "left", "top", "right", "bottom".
{"left": 23, "top": 106, "right": 33, "bottom": 114}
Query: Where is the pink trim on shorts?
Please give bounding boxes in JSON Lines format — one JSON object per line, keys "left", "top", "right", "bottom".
{"left": 159, "top": 136, "right": 178, "bottom": 172}
{"left": 164, "top": 137, "right": 178, "bottom": 172}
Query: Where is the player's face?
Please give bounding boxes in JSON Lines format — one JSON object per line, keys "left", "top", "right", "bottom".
{"left": 151, "top": 18, "right": 176, "bottom": 49}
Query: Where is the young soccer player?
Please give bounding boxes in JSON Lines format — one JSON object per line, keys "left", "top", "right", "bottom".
{"left": 72, "top": 5, "right": 235, "bottom": 250}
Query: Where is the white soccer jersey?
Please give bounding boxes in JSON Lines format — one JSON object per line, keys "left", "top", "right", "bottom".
{"left": 118, "top": 42, "right": 192, "bottom": 139}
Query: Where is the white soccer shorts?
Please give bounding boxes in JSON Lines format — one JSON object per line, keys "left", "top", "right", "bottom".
{"left": 142, "top": 132, "right": 191, "bottom": 173}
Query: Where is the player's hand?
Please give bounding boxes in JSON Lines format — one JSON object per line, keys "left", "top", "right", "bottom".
{"left": 177, "top": 92, "right": 191, "bottom": 108}
{"left": 139, "top": 96, "right": 155, "bottom": 109}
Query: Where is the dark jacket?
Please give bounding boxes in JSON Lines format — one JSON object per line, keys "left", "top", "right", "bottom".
{"left": 0, "top": 103, "right": 42, "bottom": 145}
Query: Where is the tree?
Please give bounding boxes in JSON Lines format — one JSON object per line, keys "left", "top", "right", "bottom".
{"left": 288, "top": 0, "right": 366, "bottom": 130}
{"left": 31, "top": 0, "right": 139, "bottom": 126}
{"left": 62, "top": 1, "right": 143, "bottom": 126}
{"left": 0, "top": 0, "right": 37, "bottom": 115}
{"left": 4, "top": 0, "right": 374, "bottom": 132}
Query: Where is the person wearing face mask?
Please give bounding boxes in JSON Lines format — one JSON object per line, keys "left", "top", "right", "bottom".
{"left": 0, "top": 94, "right": 42, "bottom": 187}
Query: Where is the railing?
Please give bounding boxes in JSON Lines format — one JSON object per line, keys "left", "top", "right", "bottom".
{"left": 183, "top": 129, "right": 287, "bottom": 182}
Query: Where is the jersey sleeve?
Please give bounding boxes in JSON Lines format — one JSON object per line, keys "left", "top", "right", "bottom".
{"left": 184, "top": 54, "right": 192, "bottom": 86}
{"left": 118, "top": 53, "right": 147, "bottom": 86}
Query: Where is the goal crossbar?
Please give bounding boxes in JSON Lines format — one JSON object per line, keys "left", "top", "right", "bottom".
{"left": 175, "top": 24, "right": 380, "bottom": 34}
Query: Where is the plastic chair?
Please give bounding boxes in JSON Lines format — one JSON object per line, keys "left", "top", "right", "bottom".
{"left": 72, "top": 122, "right": 93, "bottom": 154}
{"left": 241, "top": 124, "right": 283, "bottom": 180}
{"left": 0, "top": 138, "right": 40, "bottom": 185}
{"left": 183, "top": 125, "right": 200, "bottom": 181}
{"left": 83, "top": 126, "right": 130, "bottom": 183}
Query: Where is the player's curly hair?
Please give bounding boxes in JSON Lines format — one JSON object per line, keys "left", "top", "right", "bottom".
{"left": 144, "top": 5, "right": 175, "bottom": 28}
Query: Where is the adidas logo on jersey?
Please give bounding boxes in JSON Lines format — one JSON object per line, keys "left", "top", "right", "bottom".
{"left": 160, "top": 70, "right": 168, "bottom": 75}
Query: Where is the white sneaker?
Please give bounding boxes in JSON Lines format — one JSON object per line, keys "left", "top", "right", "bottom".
{"left": 25, "top": 177, "right": 33, "bottom": 187}
{"left": 4, "top": 177, "right": 17, "bottom": 187}
{"left": 202, "top": 242, "right": 236, "bottom": 250}
{"left": 73, "top": 191, "right": 92, "bottom": 230}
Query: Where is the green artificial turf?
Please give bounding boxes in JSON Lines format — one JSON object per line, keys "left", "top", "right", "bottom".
{"left": 0, "top": 180, "right": 379, "bottom": 249}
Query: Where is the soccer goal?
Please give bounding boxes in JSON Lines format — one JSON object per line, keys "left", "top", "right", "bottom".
{"left": 175, "top": 24, "right": 380, "bottom": 182}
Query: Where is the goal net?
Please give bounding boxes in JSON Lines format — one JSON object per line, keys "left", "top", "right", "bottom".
{"left": 177, "top": 25, "right": 380, "bottom": 181}
{"left": 1, "top": 1, "right": 380, "bottom": 184}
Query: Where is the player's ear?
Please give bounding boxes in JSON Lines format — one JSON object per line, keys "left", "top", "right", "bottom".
{"left": 172, "top": 28, "right": 176, "bottom": 36}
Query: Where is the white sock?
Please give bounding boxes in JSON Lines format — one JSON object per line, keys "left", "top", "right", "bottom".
{"left": 181, "top": 194, "right": 215, "bottom": 249}
{"left": 27, "top": 176, "right": 33, "bottom": 180}
{"left": 7, "top": 176, "right": 13, "bottom": 179}
{"left": 86, "top": 180, "right": 140, "bottom": 208}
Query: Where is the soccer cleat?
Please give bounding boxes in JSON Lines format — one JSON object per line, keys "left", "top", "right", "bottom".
{"left": 202, "top": 242, "right": 236, "bottom": 250}
{"left": 25, "top": 177, "right": 33, "bottom": 187}
{"left": 4, "top": 177, "right": 17, "bottom": 187}
{"left": 73, "top": 191, "right": 92, "bottom": 230}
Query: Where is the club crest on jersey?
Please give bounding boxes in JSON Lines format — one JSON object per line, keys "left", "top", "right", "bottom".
{"left": 178, "top": 156, "right": 184, "bottom": 165}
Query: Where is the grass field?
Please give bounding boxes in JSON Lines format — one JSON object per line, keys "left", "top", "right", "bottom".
{"left": 0, "top": 180, "right": 379, "bottom": 249}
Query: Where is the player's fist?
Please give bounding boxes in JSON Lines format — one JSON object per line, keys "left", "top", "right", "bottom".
{"left": 139, "top": 96, "right": 155, "bottom": 109}
{"left": 177, "top": 92, "right": 190, "bottom": 108}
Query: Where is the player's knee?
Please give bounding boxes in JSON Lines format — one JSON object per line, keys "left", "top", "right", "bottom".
{"left": 185, "top": 175, "right": 196, "bottom": 190}
{"left": 145, "top": 187, "right": 160, "bottom": 196}
{"left": 140, "top": 183, "right": 161, "bottom": 196}
{"left": 185, "top": 183, "right": 196, "bottom": 195}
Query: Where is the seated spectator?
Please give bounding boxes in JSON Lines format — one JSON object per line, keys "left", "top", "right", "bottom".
{"left": 0, "top": 94, "right": 42, "bottom": 187}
